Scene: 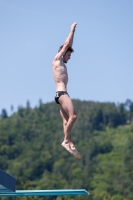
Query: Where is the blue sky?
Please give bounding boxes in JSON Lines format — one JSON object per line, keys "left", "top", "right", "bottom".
{"left": 0, "top": 0, "right": 133, "bottom": 115}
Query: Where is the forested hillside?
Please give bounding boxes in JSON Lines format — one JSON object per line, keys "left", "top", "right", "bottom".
{"left": 0, "top": 99, "right": 133, "bottom": 200}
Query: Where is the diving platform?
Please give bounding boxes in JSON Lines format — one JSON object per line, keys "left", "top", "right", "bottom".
{"left": 0, "top": 169, "right": 89, "bottom": 197}
{"left": 0, "top": 189, "right": 89, "bottom": 197}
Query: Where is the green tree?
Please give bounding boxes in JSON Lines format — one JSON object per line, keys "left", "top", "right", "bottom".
{"left": 1, "top": 109, "right": 8, "bottom": 118}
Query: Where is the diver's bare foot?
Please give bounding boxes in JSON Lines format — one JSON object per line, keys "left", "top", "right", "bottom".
{"left": 70, "top": 144, "right": 81, "bottom": 159}
{"left": 61, "top": 141, "right": 73, "bottom": 155}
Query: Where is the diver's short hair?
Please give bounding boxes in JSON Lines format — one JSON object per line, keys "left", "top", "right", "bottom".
{"left": 58, "top": 45, "right": 74, "bottom": 53}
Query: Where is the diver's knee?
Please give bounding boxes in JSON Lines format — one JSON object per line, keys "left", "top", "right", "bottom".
{"left": 63, "top": 120, "right": 68, "bottom": 126}
{"left": 70, "top": 114, "right": 77, "bottom": 122}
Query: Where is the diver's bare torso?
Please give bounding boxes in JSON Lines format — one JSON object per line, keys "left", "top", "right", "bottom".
{"left": 52, "top": 58, "right": 68, "bottom": 91}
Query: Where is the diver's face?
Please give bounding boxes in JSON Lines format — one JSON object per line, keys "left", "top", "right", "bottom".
{"left": 63, "top": 51, "right": 71, "bottom": 63}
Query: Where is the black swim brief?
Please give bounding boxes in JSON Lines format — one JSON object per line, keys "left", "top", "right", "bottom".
{"left": 55, "top": 91, "right": 69, "bottom": 104}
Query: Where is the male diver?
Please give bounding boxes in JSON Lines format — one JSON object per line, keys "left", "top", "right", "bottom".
{"left": 52, "top": 22, "right": 81, "bottom": 159}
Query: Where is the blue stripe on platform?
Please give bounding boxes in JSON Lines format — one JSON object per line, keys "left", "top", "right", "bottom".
{"left": 0, "top": 189, "right": 89, "bottom": 196}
